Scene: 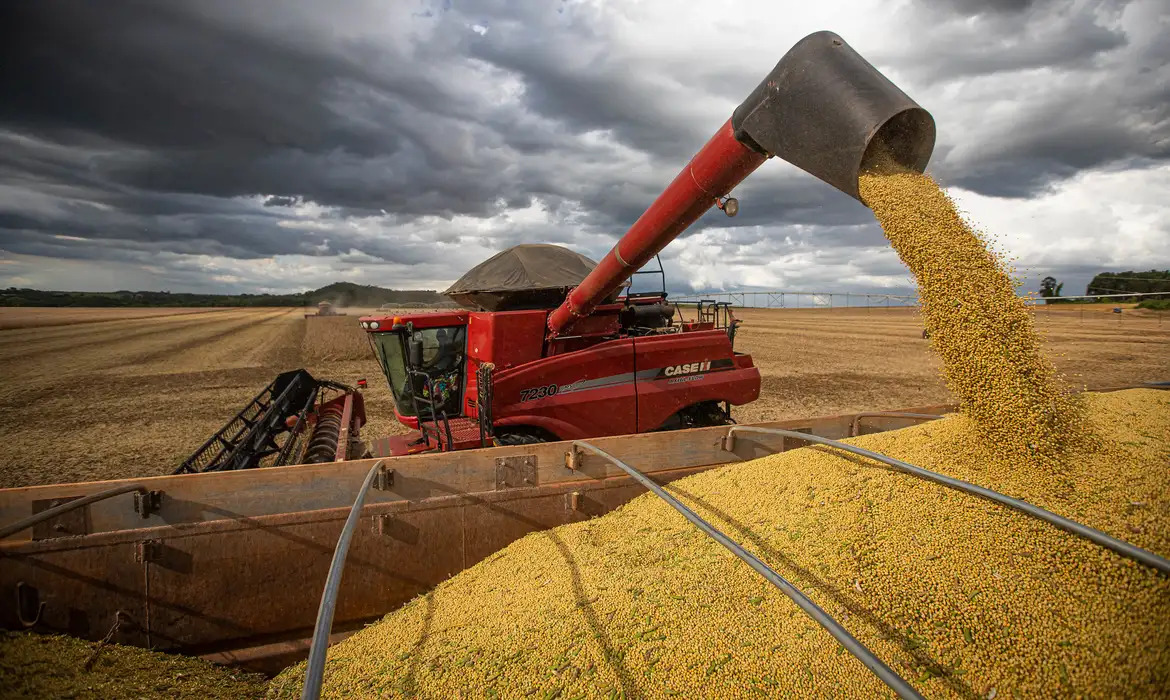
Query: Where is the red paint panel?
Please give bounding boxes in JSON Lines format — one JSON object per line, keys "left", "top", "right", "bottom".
{"left": 467, "top": 310, "right": 547, "bottom": 370}
{"left": 492, "top": 338, "right": 636, "bottom": 440}
{"left": 634, "top": 331, "right": 760, "bottom": 431}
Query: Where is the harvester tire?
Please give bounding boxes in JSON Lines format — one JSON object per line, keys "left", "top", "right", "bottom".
{"left": 495, "top": 428, "right": 558, "bottom": 446}
{"left": 655, "top": 401, "right": 735, "bottom": 432}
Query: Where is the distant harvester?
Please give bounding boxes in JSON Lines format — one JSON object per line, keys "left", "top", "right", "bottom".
{"left": 304, "top": 301, "right": 346, "bottom": 318}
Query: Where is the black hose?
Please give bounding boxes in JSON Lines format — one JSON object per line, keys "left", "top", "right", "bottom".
{"left": 572, "top": 441, "right": 925, "bottom": 700}
{"left": 727, "top": 426, "right": 1170, "bottom": 575}
{"left": 0, "top": 485, "right": 147, "bottom": 540}
{"left": 302, "top": 460, "right": 384, "bottom": 700}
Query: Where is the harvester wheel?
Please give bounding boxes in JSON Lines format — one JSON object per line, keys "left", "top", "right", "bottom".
{"left": 655, "top": 401, "right": 735, "bottom": 432}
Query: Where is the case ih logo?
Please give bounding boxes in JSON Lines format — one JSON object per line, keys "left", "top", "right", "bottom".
{"left": 655, "top": 358, "right": 734, "bottom": 379}
{"left": 663, "top": 361, "right": 712, "bottom": 377}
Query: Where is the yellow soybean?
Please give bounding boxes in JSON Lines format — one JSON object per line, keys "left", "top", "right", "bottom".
{"left": 270, "top": 390, "right": 1170, "bottom": 699}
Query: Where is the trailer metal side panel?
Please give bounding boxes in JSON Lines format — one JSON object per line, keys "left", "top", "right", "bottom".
{"left": 0, "top": 406, "right": 955, "bottom": 671}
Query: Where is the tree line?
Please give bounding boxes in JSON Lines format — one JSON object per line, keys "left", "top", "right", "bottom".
{"left": 1039, "top": 270, "right": 1170, "bottom": 307}
{"left": 0, "top": 282, "right": 447, "bottom": 308}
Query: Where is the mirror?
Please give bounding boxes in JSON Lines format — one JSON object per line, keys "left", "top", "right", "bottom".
{"left": 408, "top": 338, "right": 424, "bottom": 368}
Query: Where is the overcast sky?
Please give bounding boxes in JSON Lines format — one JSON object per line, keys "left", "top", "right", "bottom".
{"left": 1, "top": 0, "right": 1167, "bottom": 298}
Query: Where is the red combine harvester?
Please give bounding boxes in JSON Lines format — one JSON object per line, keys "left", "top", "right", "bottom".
{"left": 304, "top": 301, "right": 345, "bottom": 318}
{"left": 177, "top": 29, "right": 934, "bottom": 470}
{"left": 357, "top": 35, "right": 933, "bottom": 457}
{"left": 359, "top": 250, "right": 756, "bottom": 455}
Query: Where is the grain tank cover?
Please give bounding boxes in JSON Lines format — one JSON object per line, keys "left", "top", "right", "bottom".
{"left": 444, "top": 244, "right": 615, "bottom": 311}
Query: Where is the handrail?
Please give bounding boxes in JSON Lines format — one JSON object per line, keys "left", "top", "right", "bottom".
{"left": 476, "top": 362, "right": 495, "bottom": 448}
{"left": 725, "top": 426, "right": 1170, "bottom": 575}
{"left": 0, "top": 484, "right": 148, "bottom": 541}
{"left": 849, "top": 411, "right": 943, "bottom": 437}
{"left": 570, "top": 440, "right": 924, "bottom": 700}
{"left": 302, "top": 460, "right": 384, "bottom": 700}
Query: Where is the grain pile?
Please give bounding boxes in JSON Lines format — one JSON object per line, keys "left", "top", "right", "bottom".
{"left": 858, "top": 168, "right": 1085, "bottom": 463}
{"left": 0, "top": 631, "right": 266, "bottom": 699}
{"left": 270, "top": 389, "right": 1170, "bottom": 699}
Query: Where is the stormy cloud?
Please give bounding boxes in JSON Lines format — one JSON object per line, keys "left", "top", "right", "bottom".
{"left": 0, "top": 0, "right": 1166, "bottom": 297}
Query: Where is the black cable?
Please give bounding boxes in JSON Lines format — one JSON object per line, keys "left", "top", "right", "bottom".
{"left": 302, "top": 460, "right": 385, "bottom": 700}
{"left": 572, "top": 441, "right": 924, "bottom": 700}
{"left": 727, "top": 427, "right": 1170, "bottom": 575}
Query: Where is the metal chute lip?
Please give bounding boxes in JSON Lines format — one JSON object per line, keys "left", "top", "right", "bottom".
{"left": 858, "top": 106, "right": 937, "bottom": 176}
{"left": 855, "top": 106, "right": 938, "bottom": 207}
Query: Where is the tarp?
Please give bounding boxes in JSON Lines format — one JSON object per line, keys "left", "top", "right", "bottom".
{"left": 443, "top": 244, "right": 607, "bottom": 311}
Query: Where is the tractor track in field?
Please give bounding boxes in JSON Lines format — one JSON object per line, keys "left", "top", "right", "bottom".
{"left": 0, "top": 309, "right": 304, "bottom": 486}
{"left": 0, "top": 309, "right": 265, "bottom": 363}
{"left": 0, "top": 307, "right": 244, "bottom": 346}
{"left": 0, "top": 307, "right": 237, "bottom": 331}
{"left": 0, "top": 310, "right": 293, "bottom": 406}
{"left": 121, "top": 309, "right": 294, "bottom": 367}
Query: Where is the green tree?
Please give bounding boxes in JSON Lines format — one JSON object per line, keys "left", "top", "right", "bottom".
{"left": 1086, "top": 270, "right": 1170, "bottom": 298}
{"left": 1039, "top": 276, "right": 1064, "bottom": 304}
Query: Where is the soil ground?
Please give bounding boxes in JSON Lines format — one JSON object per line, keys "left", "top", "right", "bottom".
{"left": 0, "top": 304, "right": 1165, "bottom": 488}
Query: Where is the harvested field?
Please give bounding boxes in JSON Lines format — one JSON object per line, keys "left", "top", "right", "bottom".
{"left": 730, "top": 305, "right": 1168, "bottom": 426}
{"left": 0, "top": 307, "right": 394, "bottom": 488}
{"left": 0, "top": 305, "right": 1165, "bottom": 487}
{"left": 0, "top": 307, "right": 229, "bottom": 331}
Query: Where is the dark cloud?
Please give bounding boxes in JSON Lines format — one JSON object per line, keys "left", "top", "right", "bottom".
{"left": 0, "top": 0, "right": 1164, "bottom": 294}
{"left": 884, "top": 0, "right": 1168, "bottom": 198}
{"left": 932, "top": 0, "right": 1041, "bottom": 14}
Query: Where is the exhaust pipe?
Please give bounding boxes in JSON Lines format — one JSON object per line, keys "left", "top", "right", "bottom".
{"left": 732, "top": 31, "right": 935, "bottom": 200}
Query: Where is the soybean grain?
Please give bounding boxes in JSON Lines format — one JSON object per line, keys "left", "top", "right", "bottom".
{"left": 0, "top": 631, "right": 267, "bottom": 699}
{"left": 269, "top": 389, "right": 1170, "bottom": 699}
{"left": 858, "top": 168, "right": 1087, "bottom": 465}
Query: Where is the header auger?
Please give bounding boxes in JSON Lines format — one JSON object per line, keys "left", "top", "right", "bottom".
{"left": 176, "top": 370, "right": 366, "bottom": 474}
